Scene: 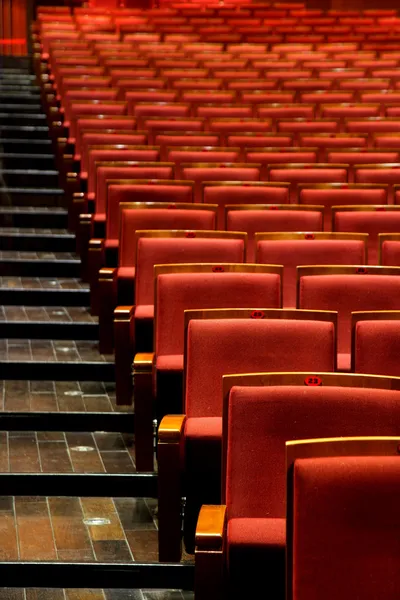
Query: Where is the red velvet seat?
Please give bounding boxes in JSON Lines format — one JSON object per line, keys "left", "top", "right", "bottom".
{"left": 203, "top": 182, "right": 290, "bottom": 229}
{"left": 181, "top": 163, "right": 262, "bottom": 202}
{"left": 131, "top": 102, "right": 192, "bottom": 128}
{"left": 206, "top": 119, "right": 272, "bottom": 143}
{"left": 354, "top": 164, "right": 400, "bottom": 202}
{"left": 158, "top": 311, "right": 337, "bottom": 562}
{"left": 333, "top": 205, "right": 400, "bottom": 264}
{"left": 298, "top": 265, "right": 400, "bottom": 370}
{"left": 134, "top": 264, "right": 283, "bottom": 471}
{"left": 143, "top": 117, "right": 206, "bottom": 145}
{"left": 155, "top": 133, "right": 222, "bottom": 160}
{"left": 114, "top": 231, "right": 247, "bottom": 406}
{"left": 227, "top": 205, "right": 324, "bottom": 262}
{"left": 379, "top": 233, "right": 400, "bottom": 266}
{"left": 352, "top": 310, "right": 400, "bottom": 375}
{"left": 72, "top": 116, "right": 137, "bottom": 157}
{"left": 289, "top": 440, "right": 400, "bottom": 600}
{"left": 227, "top": 133, "right": 294, "bottom": 154}
{"left": 299, "top": 183, "right": 388, "bottom": 230}
{"left": 276, "top": 120, "right": 340, "bottom": 140}
{"left": 166, "top": 147, "right": 241, "bottom": 178}
{"left": 257, "top": 233, "right": 366, "bottom": 307}
{"left": 298, "top": 134, "right": 368, "bottom": 161}
{"left": 195, "top": 373, "right": 400, "bottom": 600}
{"left": 268, "top": 164, "right": 348, "bottom": 202}
{"left": 78, "top": 133, "right": 149, "bottom": 174}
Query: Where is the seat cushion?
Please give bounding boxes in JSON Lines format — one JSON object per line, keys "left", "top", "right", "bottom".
{"left": 228, "top": 517, "right": 286, "bottom": 596}
{"left": 134, "top": 304, "right": 154, "bottom": 321}
{"left": 156, "top": 354, "right": 184, "bottom": 372}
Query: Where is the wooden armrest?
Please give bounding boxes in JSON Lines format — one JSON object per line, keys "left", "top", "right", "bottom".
{"left": 79, "top": 213, "right": 93, "bottom": 227}
{"left": 88, "top": 238, "right": 104, "bottom": 252}
{"left": 114, "top": 305, "right": 135, "bottom": 321}
{"left": 66, "top": 172, "right": 79, "bottom": 183}
{"left": 99, "top": 267, "right": 117, "bottom": 282}
{"left": 159, "top": 414, "right": 186, "bottom": 443}
{"left": 195, "top": 505, "right": 227, "bottom": 551}
{"left": 73, "top": 193, "right": 86, "bottom": 202}
{"left": 133, "top": 352, "right": 155, "bottom": 372}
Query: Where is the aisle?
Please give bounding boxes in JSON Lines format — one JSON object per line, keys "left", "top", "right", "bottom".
{"left": 0, "top": 57, "right": 193, "bottom": 599}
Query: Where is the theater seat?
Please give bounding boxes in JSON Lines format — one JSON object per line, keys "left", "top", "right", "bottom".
{"left": 289, "top": 437, "right": 400, "bottom": 600}
{"left": 353, "top": 310, "right": 400, "bottom": 376}
{"left": 158, "top": 311, "right": 337, "bottom": 562}
{"left": 114, "top": 231, "right": 247, "bottom": 407}
{"left": 133, "top": 264, "right": 283, "bottom": 471}
{"left": 298, "top": 265, "right": 400, "bottom": 370}
{"left": 194, "top": 373, "right": 400, "bottom": 600}
{"left": 379, "top": 233, "right": 400, "bottom": 265}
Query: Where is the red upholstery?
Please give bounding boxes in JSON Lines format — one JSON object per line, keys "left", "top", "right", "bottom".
{"left": 184, "top": 317, "right": 335, "bottom": 551}
{"left": 292, "top": 455, "right": 400, "bottom": 600}
{"left": 225, "top": 383, "right": 400, "bottom": 597}
{"left": 355, "top": 166, "right": 400, "bottom": 201}
{"left": 327, "top": 151, "right": 399, "bottom": 165}
{"left": 334, "top": 208, "right": 400, "bottom": 264}
{"left": 355, "top": 318, "right": 400, "bottom": 376}
{"left": 321, "top": 104, "right": 380, "bottom": 119}
{"left": 207, "top": 118, "right": 272, "bottom": 139}
{"left": 80, "top": 133, "right": 148, "bottom": 171}
{"left": 257, "top": 105, "right": 315, "bottom": 120}
{"left": 269, "top": 166, "right": 348, "bottom": 202}
{"left": 156, "top": 272, "right": 282, "bottom": 369}
{"left": 135, "top": 237, "right": 246, "bottom": 322}
{"left": 226, "top": 133, "right": 293, "bottom": 149}
{"left": 299, "top": 186, "right": 388, "bottom": 229}
{"left": 181, "top": 164, "right": 261, "bottom": 202}
{"left": 231, "top": 207, "right": 323, "bottom": 260}
{"left": 299, "top": 270, "right": 400, "bottom": 370}
{"left": 86, "top": 148, "right": 161, "bottom": 195}
{"left": 119, "top": 208, "right": 217, "bottom": 269}
{"left": 95, "top": 164, "right": 174, "bottom": 219}
{"left": 381, "top": 239, "right": 400, "bottom": 266}
{"left": 203, "top": 183, "right": 290, "bottom": 229}
{"left": 195, "top": 105, "right": 253, "bottom": 119}
{"left": 167, "top": 148, "right": 240, "bottom": 177}
{"left": 74, "top": 117, "right": 136, "bottom": 154}
{"left": 258, "top": 237, "right": 365, "bottom": 307}
{"left": 144, "top": 118, "right": 205, "bottom": 144}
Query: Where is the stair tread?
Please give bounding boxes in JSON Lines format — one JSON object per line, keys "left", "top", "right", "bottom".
{"left": 0, "top": 228, "right": 71, "bottom": 236}
{"left": 0, "top": 251, "right": 79, "bottom": 261}
{"left": 0, "top": 206, "right": 66, "bottom": 214}
{"left": 0, "top": 277, "right": 88, "bottom": 290}
{"left": 0, "top": 339, "right": 113, "bottom": 363}
{"left": 0, "top": 306, "right": 96, "bottom": 324}
{"left": 0, "top": 187, "right": 63, "bottom": 194}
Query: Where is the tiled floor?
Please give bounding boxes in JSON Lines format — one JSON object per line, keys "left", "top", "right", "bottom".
{"left": 0, "top": 430, "right": 136, "bottom": 473}
{"left": 0, "top": 307, "right": 96, "bottom": 323}
{"left": 0, "top": 381, "right": 128, "bottom": 413}
{"left": 0, "top": 278, "right": 88, "bottom": 290}
{"left": 0, "top": 341, "right": 113, "bottom": 363}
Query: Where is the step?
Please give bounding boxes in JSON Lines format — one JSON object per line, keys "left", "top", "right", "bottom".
{"left": 0, "top": 206, "right": 68, "bottom": 229}
{"left": 0, "top": 251, "right": 80, "bottom": 277}
{"left": 0, "top": 92, "right": 41, "bottom": 101}
{"left": 0, "top": 188, "right": 64, "bottom": 208}
{"left": 0, "top": 138, "right": 53, "bottom": 153}
{"left": 0, "top": 339, "right": 114, "bottom": 380}
{"left": 0, "top": 73, "right": 36, "bottom": 81}
{"left": 0, "top": 84, "right": 40, "bottom": 92}
{"left": 0, "top": 306, "right": 97, "bottom": 339}
{"left": 0, "top": 113, "right": 46, "bottom": 126}
{"left": 0, "top": 126, "right": 49, "bottom": 139}
{"left": 0, "top": 229, "right": 75, "bottom": 252}
{"left": 0, "top": 170, "right": 59, "bottom": 188}
{"left": 0, "top": 153, "right": 55, "bottom": 170}
{"left": 0, "top": 276, "right": 90, "bottom": 307}
{"left": 0, "top": 103, "right": 42, "bottom": 112}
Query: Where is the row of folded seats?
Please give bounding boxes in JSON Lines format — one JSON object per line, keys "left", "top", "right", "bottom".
{"left": 35, "top": 8, "right": 400, "bottom": 598}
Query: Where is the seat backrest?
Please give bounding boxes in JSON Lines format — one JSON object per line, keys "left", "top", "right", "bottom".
{"left": 268, "top": 165, "right": 349, "bottom": 202}
{"left": 181, "top": 163, "right": 262, "bottom": 202}
{"left": 80, "top": 133, "right": 148, "bottom": 171}
{"left": 135, "top": 232, "right": 247, "bottom": 307}
{"left": 379, "top": 234, "right": 400, "bottom": 266}
{"left": 327, "top": 150, "right": 400, "bottom": 166}
{"left": 106, "top": 180, "right": 195, "bottom": 241}
{"left": 257, "top": 233, "right": 367, "bottom": 307}
{"left": 118, "top": 204, "right": 218, "bottom": 267}
{"left": 300, "top": 182, "right": 388, "bottom": 222}
{"left": 289, "top": 440, "right": 400, "bottom": 600}
{"left": 95, "top": 163, "right": 175, "bottom": 216}
{"left": 353, "top": 310, "right": 400, "bottom": 376}
{"left": 226, "top": 133, "right": 293, "bottom": 150}
{"left": 86, "top": 147, "right": 161, "bottom": 195}
{"left": 333, "top": 206, "right": 400, "bottom": 265}
{"left": 227, "top": 205, "right": 324, "bottom": 262}
{"left": 203, "top": 182, "right": 290, "bottom": 229}
{"left": 354, "top": 164, "right": 400, "bottom": 201}
{"left": 155, "top": 265, "right": 283, "bottom": 358}
{"left": 166, "top": 147, "right": 241, "bottom": 177}
{"left": 224, "top": 371, "right": 400, "bottom": 522}
{"left": 185, "top": 310, "right": 337, "bottom": 419}
{"left": 143, "top": 117, "right": 205, "bottom": 144}
{"left": 298, "top": 265, "right": 400, "bottom": 366}
{"left": 74, "top": 116, "right": 137, "bottom": 153}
